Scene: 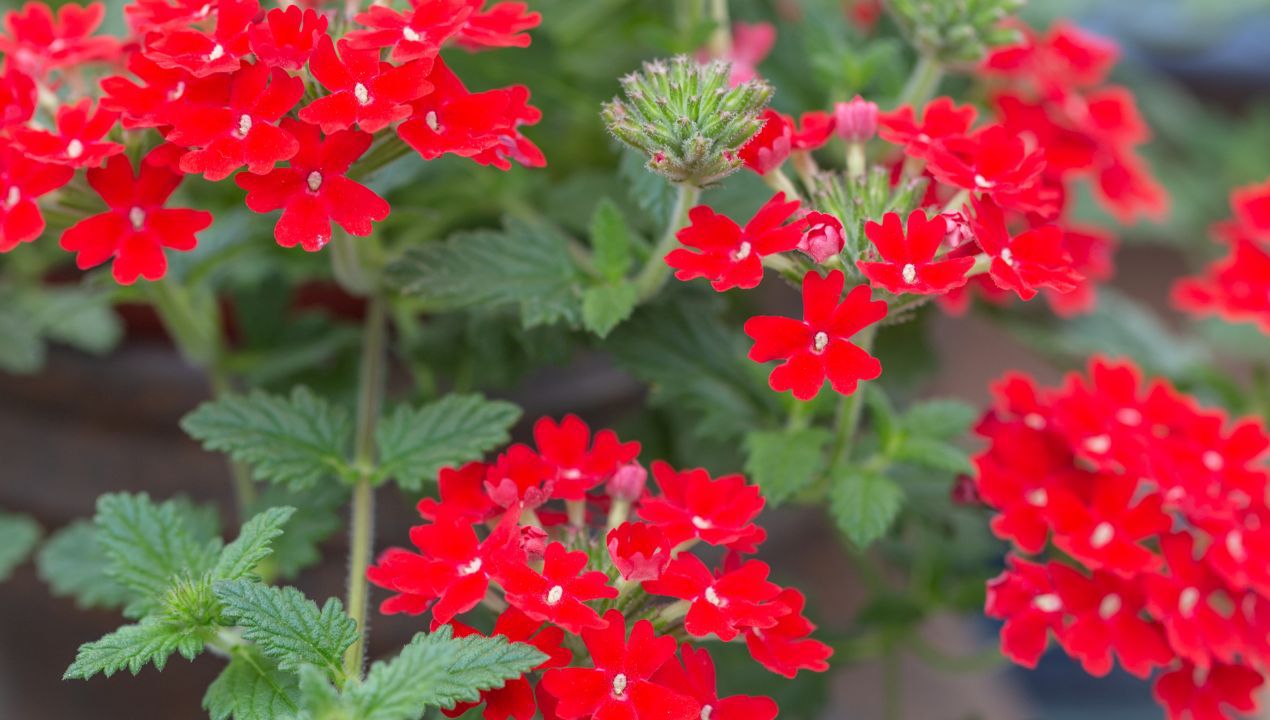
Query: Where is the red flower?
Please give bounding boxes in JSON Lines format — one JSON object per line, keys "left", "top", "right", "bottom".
{"left": 743, "top": 588, "right": 833, "bottom": 678}
{"left": 1174, "top": 237, "right": 1270, "bottom": 333}
{"left": 1154, "top": 661, "right": 1262, "bottom": 720}
{"left": 1145, "top": 534, "right": 1242, "bottom": 668}
{"left": 984, "top": 556, "right": 1064, "bottom": 668}
{"left": 790, "top": 111, "right": 834, "bottom": 150}
{"left": 1047, "top": 475, "right": 1168, "bottom": 577}
{"left": 142, "top": 0, "right": 258, "bottom": 77}
{"left": 346, "top": 2, "right": 458, "bottom": 63}
{"left": 444, "top": 608, "right": 571, "bottom": 720}
{"left": 455, "top": 2, "right": 540, "bottom": 50}
{"left": 606, "top": 522, "right": 672, "bottom": 583}
{"left": 983, "top": 21, "right": 1119, "bottom": 93}
{"left": 247, "top": 6, "right": 327, "bottom": 71}
{"left": 484, "top": 444, "right": 553, "bottom": 510}
{"left": 667, "top": 193, "right": 805, "bottom": 292}
{"left": 532, "top": 415, "right": 640, "bottom": 501}
{"left": 10, "top": 98, "right": 122, "bottom": 168}
{"left": 540, "top": 610, "right": 699, "bottom": 720}
{"left": 101, "top": 53, "right": 223, "bottom": 130}
{"left": 1050, "top": 563, "right": 1173, "bottom": 678}
{"left": 1231, "top": 179, "right": 1270, "bottom": 236}
{"left": 0, "top": 1, "right": 118, "bottom": 77}
{"left": 0, "top": 65, "right": 36, "bottom": 129}
{"left": 59, "top": 153, "right": 212, "bottom": 283}
{"left": 970, "top": 195, "right": 1080, "bottom": 301}
{"left": 167, "top": 63, "right": 304, "bottom": 181}
{"left": 397, "top": 57, "right": 544, "bottom": 170}
{"left": 638, "top": 462, "right": 766, "bottom": 551}
{"left": 300, "top": 35, "right": 434, "bottom": 134}
{"left": 797, "top": 211, "right": 845, "bottom": 264}
{"left": 653, "top": 644, "right": 778, "bottom": 720}
{"left": 878, "top": 97, "right": 977, "bottom": 158}
{"left": 738, "top": 109, "right": 792, "bottom": 176}
{"left": 235, "top": 118, "right": 389, "bottom": 251}
{"left": 928, "top": 124, "right": 1045, "bottom": 196}
{"left": 744, "top": 269, "right": 887, "bottom": 400}
{"left": 0, "top": 147, "right": 74, "bottom": 252}
{"left": 858, "top": 209, "right": 974, "bottom": 294}
{"left": 643, "top": 554, "right": 784, "bottom": 641}
{"left": 832, "top": 95, "right": 877, "bottom": 143}
{"left": 417, "top": 461, "right": 497, "bottom": 523}
{"left": 499, "top": 542, "right": 617, "bottom": 633}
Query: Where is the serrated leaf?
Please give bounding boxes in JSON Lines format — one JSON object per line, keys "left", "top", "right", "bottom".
{"left": 892, "top": 437, "right": 973, "bottom": 475}
{"left": 94, "top": 493, "right": 220, "bottom": 616}
{"left": 213, "top": 506, "right": 296, "bottom": 581}
{"left": 425, "top": 628, "right": 547, "bottom": 708}
{"left": 830, "top": 469, "right": 904, "bottom": 548}
{"left": 249, "top": 484, "right": 346, "bottom": 580}
{"left": 387, "top": 217, "right": 584, "bottom": 328}
{"left": 902, "top": 399, "right": 977, "bottom": 440}
{"left": 581, "top": 282, "right": 637, "bottom": 338}
{"left": 744, "top": 428, "right": 832, "bottom": 505}
{"left": 64, "top": 618, "right": 192, "bottom": 679}
{"left": 589, "top": 198, "right": 634, "bottom": 280}
{"left": 181, "top": 387, "right": 355, "bottom": 489}
{"left": 0, "top": 511, "right": 40, "bottom": 581}
{"left": 38, "top": 520, "right": 133, "bottom": 609}
{"left": 204, "top": 646, "right": 300, "bottom": 720}
{"left": 374, "top": 394, "right": 521, "bottom": 491}
{"left": 214, "top": 581, "right": 359, "bottom": 681}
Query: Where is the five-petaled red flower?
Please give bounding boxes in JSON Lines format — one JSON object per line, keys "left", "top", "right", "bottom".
{"left": 638, "top": 462, "right": 766, "bottom": 552}
{"left": 858, "top": 209, "right": 974, "bottom": 294}
{"left": 300, "top": 35, "right": 434, "bottom": 134}
{"left": 0, "top": 147, "right": 73, "bottom": 252}
{"left": 643, "top": 554, "right": 785, "bottom": 641}
{"left": 667, "top": 193, "right": 806, "bottom": 292}
{"left": 500, "top": 542, "right": 617, "bottom": 633}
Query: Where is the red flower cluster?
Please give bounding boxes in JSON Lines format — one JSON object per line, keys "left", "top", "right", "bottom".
{"left": 370, "top": 414, "right": 831, "bottom": 720}
{"left": 1173, "top": 179, "right": 1270, "bottom": 333}
{"left": 0, "top": 0, "right": 544, "bottom": 282}
{"left": 972, "top": 358, "right": 1270, "bottom": 720}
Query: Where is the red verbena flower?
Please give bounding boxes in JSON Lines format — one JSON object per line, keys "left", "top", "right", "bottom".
{"left": 638, "top": 462, "right": 766, "bottom": 551}
{"left": 1154, "top": 661, "right": 1263, "bottom": 720}
{"left": 499, "top": 542, "right": 617, "bottom": 633}
{"left": 444, "top": 608, "right": 571, "bottom": 720}
{"left": 533, "top": 415, "right": 640, "bottom": 501}
{"left": 666, "top": 193, "right": 806, "bottom": 291}
{"left": 858, "top": 209, "right": 974, "bottom": 294}
{"left": 0, "top": 0, "right": 119, "bottom": 77}
{"left": 346, "top": 2, "right": 459, "bottom": 63}
{"left": 0, "top": 147, "right": 74, "bottom": 252}
{"left": 928, "top": 124, "right": 1045, "bottom": 196}
{"left": 247, "top": 5, "right": 328, "bottom": 71}
{"left": 739, "top": 109, "right": 792, "bottom": 175}
{"left": 797, "top": 211, "right": 845, "bottom": 264}
{"left": 416, "top": 461, "right": 497, "bottom": 523}
{"left": 743, "top": 588, "right": 833, "bottom": 678}
{"left": 10, "top": 98, "right": 122, "bottom": 168}
{"left": 878, "top": 96, "right": 978, "bottom": 158}
{"left": 455, "top": 2, "right": 541, "bottom": 50}
{"left": 142, "top": 0, "right": 258, "bottom": 77}
{"left": 653, "top": 644, "right": 778, "bottom": 720}
{"left": 301, "top": 35, "right": 434, "bottom": 134}
{"left": 970, "top": 195, "right": 1081, "bottom": 301}
{"left": 606, "top": 522, "right": 672, "bottom": 583}
{"left": 643, "top": 554, "right": 784, "bottom": 641}
{"left": 744, "top": 269, "right": 887, "bottom": 400}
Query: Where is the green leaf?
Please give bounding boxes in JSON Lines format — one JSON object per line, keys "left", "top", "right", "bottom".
{"left": 830, "top": 469, "right": 904, "bottom": 548}
{"left": 865, "top": 386, "right": 900, "bottom": 450}
{"left": 214, "top": 581, "right": 358, "bottom": 681}
{"left": 249, "top": 484, "right": 346, "bottom": 580}
{"left": 581, "top": 282, "right": 637, "bottom": 338}
{"left": 744, "top": 428, "right": 832, "bottom": 505}
{"left": 424, "top": 628, "right": 548, "bottom": 708}
{"left": 181, "top": 387, "right": 354, "bottom": 489}
{"left": 0, "top": 511, "right": 40, "bottom": 581}
{"left": 901, "top": 399, "right": 977, "bottom": 440}
{"left": 26, "top": 286, "right": 123, "bottom": 355}
{"left": 213, "top": 506, "right": 296, "bottom": 581}
{"left": 64, "top": 618, "right": 194, "bottom": 679}
{"left": 204, "top": 646, "right": 300, "bottom": 720}
{"left": 892, "top": 437, "right": 973, "bottom": 475}
{"left": 374, "top": 394, "right": 521, "bottom": 491}
{"left": 0, "top": 301, "right": 42, "bottom": 373}
{"left": 94, "top": 493, "right": 219, "bottom": 616}
{"left": 38, "top": 520, "right": 133, "bottom": 609}
{"left": 387, "top": 217, "right": 584, "bottom": 328}
{"left": 589, "top": 198, "right": 634, "bottom": 280}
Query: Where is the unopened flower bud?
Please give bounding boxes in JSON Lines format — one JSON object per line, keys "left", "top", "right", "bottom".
{"left": 607, "top": 462, "right": 648, "bottom": 502}
{"left": 607, "top": 522, "right": 672, "bottom": 582}
{"left": 798, "top": 211, "right": 846, "bottom": 263}
{"left": 834, "top": 95, "right": 878, "bottom": 143}
{"left": 950, "top": 475, "right": 982, "bottom": 506}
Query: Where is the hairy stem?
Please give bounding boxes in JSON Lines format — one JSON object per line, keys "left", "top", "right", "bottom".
{"left": 828, "top": 324, "right": 880, "bottom": 470}
{"left": 706, "top": 0, "right": 731, "bottom": 57}
{"left": 896, "top": 54, "right": 943, "bottom": 109}
{"left": 343, "top": 294, "right": 388, "bottom": 681}
{"left": 634, "top": 182, "right": 701, "bottom": 302}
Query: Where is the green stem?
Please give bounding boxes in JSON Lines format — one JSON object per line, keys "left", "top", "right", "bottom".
{"left": 209, "top": 370, "right": 258, "bottom": 516}
{"left": 883, "top": 645, "right": 903, "bottom": 720}
{"left": 634, "top": 183, "right": 701, "bottom": 302}
{"left": 706, "top": 0, "right": 731, "bottom": 57}
{"left": 342, "top": 294, "right": 388, "bottom": 681}
{"left": 896, "top": 54, "right": 943, "bottom": 109}
{"left": 828, "top": 324, "right": 879, "bottom": 469}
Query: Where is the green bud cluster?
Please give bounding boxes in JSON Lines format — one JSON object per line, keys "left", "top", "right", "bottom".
{"left": 887, "top": 0, "right": 1025, "bottom": 64}
{"left": 813, "top": 169, "right": 929, "bottom": 268}
{"left": 602, "top": 55, "right": 772, "bottom": 188}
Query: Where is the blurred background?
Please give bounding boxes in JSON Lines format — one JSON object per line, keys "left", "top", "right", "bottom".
{"left": 3, "top": 0, "right": 1270, "bottom": 717}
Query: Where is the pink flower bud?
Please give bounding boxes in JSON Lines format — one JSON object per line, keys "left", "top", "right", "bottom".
{"left": 797, "top": 211, "right": 845, "bottom": 263}
{"left": 606, "top": 462, "right": 648, "bottom": 502}
{"left": 941, "top": 211, "right": 973, "bottom": 249}
{"left": 607, "top": 522, "right": 672, "bottom": 582}
{"left": 950, "top": 475, "right": 981, "bottom": 506}
{"left": 519, "top": 525, "right": 549, "bottom": 560}
{"left": 834, "top": 95, "right": 878, "bottom": 143}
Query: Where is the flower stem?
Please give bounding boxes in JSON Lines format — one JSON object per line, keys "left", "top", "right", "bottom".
{"left": 828, "top": 324, "right": 879, "bottom": 470}
{"left": 896, "top": 54, "right": 943, "bottom": 109}
{"left": 706, "top": 0, "right": 731, "bottom": 57}
{"left": 342, "top": 293, "right": 388, "bottom": 681}
{"left": 634, "top": 182, "right": 701, "bottom": 302}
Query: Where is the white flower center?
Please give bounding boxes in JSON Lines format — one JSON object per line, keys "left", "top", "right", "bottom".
{"left": 545, "top": 585, "right": 564, "bottom": 605}
{"left": 701, "top": 706, "right": 713, "bottom": 720}
{"left": 66, "top": 139, "right": 84, "bottom": 159}
{"left": 1025, "top": 489, "right": 1048, "bottom": 507}
{"left": 999, "top": 247, "right": 1015, "bottom": 267}
{"left": 402, "top": 26, "right": 421, "bottom": 42}
{"left": 425, "top": 110, "right": 441, "bottom": 133}
{"left": 307, "top": 171, "right": 323, "bottom": 192}
{"left": 354, "top": 82, "right": 371, "bottom": 105}
{"left": 457, "top": 558, "right": 482, "bottom": 576}
{"left": 128, "top": 206, "right": 146, "bottom": 230}
{"left": 691, "top": 515, "right": 713, "bottom": 530}
{"left": 1032, "top": 593, "right": 1061, "bottom": 613}
{"left": 1098, "top": 593, "right": 1121, "bottom": 619}
{"left": 1084, "top": 434, "right": 1111, "bottom": 454}
{"left": 207, "top": 43, "right": 225, "bottom": 62}
{"left": 901, "top": 263, "right": 917, "bottom": 284}
{"left": 1116, "top": 408, "right": 1142, "bottom": 426}
{"left": 812, "top": 331, "right": 829, "bottom": 353}
{"left": 1179, "top": 587, "right": 1200, "bottom": 616}
{"left": 1023, "top": 413, "right": 1046, "bottom": 430}
{"left": 1202, "top": 451, "right": 1224, "bottom": 472}
{"left": 731, "top": 241, "right": 752, "bottom": 261}
{"left": 236, "top": 113, "right": 252, "bottom": 138}
{"left": 1089, "top": 521, "right": 1114, "bottom": 549}
{"left": 974, "top": 174, "right": 995, "bottom": 189}
{"left": 561, "top": 468, "right": 584, "bottom": 480}
{"left": 168, "top": 81, "right": 186, "bottom": 101}
{"left": 612, "top": 673, "right": 628, "bottom": 697}
{"left": 1227, "top": 531, "right": 1247, "bottom": 562}
{"left": 4, "top": 186, "right": 19, "bottom": 209}
{"left": 704, "top": 586, "right": 725, "bottom": 608}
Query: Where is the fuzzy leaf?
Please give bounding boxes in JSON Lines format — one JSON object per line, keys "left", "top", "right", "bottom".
{"left": 249, "top": 484, "right": 346, "bottom": 580}
{"left": 0, "top": 511, "right": 40, "bottom": 581}
{"left": 892, "top": 437, "right": 973, "bottom": 475}
{"left": 64, "top": 618, "right": 195, "bottom": 679}
{"left": 424, "top": 627, "right": 547, "bottom": 708}
{"left": 181, "top": 387, "right": 355, "bottom": 489}
{"left": 388, "top": 217, "right": 584, "bottom": 328}
{"left": 830, "top": 469, "right": 904, "bottom": 548}
{"left": 213, "top": 506, "right": 296, "bottom": 581}
{"left": 589, "top": 198, "right": 634, "bottom": 281}
{"left": 214, "top": 581, "right": 358, "bottom": 680}
{"left": 38, "top": 520, "right": 133, "bottom": 609}
{"left": 374, "top": 394, "right": 521, "bottom": 491}
{"left": 581, "top": 282, "right": 637, "bottom": 338}
{"left": 902, "top": 399, "right": 977, "bottom": 441}
{"left": 744, "top": 428, "right": 832, "bottom": 506}
{"left": 204, "top": 646, "right": 301, "bottom": 720}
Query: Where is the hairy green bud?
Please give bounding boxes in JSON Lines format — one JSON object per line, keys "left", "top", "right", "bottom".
{"left": 813, "top": 169, "right": 929, "bottom": 267}
{"left": 602, "top": 55, "right": 772, "bottom": 188}
{"left": 887, "top": 0, "right": 1025, "bottom": 64}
